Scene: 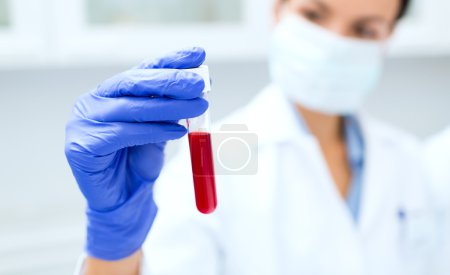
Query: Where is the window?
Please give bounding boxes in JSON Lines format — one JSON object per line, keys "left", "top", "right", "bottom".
{"left": 0, "top": 0, "right": 9, "bottom": 27}
{"left": 86, "top": 0, "right": 242, "bottom": 25}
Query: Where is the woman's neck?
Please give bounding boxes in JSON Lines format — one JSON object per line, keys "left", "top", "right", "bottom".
{"left": 296, "top": 104, "right": 344, "bottom": 145}
{"left": 295, "top": 104, "right": 351, "bottom": 199}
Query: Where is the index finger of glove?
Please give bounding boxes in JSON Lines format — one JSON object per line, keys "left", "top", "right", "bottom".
{"left": 136, "top": 47, "right": 206, "bottom": 69}
{"left": 94, "top": 69, "right": 205, "bottom": 100}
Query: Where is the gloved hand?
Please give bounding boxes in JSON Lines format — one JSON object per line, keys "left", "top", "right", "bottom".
{"left": 65, "top": 47, "right": 208, "bottom": 260}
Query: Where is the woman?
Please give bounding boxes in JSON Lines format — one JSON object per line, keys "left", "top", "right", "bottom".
{"left": 65, "top": 0, "right": 436, "bottom": 274}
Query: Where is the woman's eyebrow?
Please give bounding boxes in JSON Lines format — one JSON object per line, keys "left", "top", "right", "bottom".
{"left": 310, "top": 0, "right": 329, "bottom": 11}
{"left": 356, "top": 16, "right": 387, "bottom": 24}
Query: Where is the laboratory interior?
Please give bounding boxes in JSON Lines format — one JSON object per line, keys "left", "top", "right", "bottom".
{"left": 0, "top": 0, "right": 450, "bottom": 274}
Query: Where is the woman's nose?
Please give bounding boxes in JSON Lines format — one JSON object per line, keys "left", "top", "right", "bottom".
{"left": 323, "top": 21, "right": 354, "bottom": 38}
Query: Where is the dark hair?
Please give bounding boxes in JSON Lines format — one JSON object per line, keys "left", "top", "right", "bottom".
{"left": 397, "top": 0, "right": 410, "bottom": 19}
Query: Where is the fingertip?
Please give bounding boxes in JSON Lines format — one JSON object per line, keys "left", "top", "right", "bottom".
{"left": 138, "top": 47, "right": 206, "bottom": 70}
{"left": 168, "top": 70, "right": 205, "bottom": 99}
{"left": 175, "top": 122, "right": 188, "bottom": 132}
{"left": 168, "top": 123, "right": 188, "bottom": 138}
{"left": 199, "top": 97, "right": 209, "bottom": 110}
{"left": 186, "top": 46, "right": 206, "bottom": 67}
{"left": 189, "top": 46, "right": 205, "bottom": 54}
{"left": 188, "top": 71, "right": 206, "bottom": 98}
{"left": 169, "top": 46, "right": 205, "bottom": 69}
{"left": 190, "top": 97, "right": 209, "bottom": 118}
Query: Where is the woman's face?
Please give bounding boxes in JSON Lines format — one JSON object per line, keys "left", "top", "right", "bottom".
{"left": 274, "top": 0, "right": 401, "bottom": 41}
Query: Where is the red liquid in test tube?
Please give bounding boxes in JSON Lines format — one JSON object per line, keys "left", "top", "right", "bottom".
{"left": 185, "top": 65, "right": 217, "bottom": 214}
{"left": 188, "top": 132, "right": 217, "bottom": 214}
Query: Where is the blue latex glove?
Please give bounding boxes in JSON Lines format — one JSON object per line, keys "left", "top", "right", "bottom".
{"left": 65, "top": 47, "right": 208, "bottom": 260}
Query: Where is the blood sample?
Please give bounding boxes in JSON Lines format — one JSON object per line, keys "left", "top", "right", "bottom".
{"left": 188, "top": 132, "right": 217, "bottom": 214}
{"left": 185, "top": 65, "right": 217, "bottom": 214}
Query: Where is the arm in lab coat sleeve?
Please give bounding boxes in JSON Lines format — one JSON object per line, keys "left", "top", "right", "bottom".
{"left": 423, "top": 128, "right": 450, "bottom": 206}
{"left": 422, "top": 128, "right": 450, "bottom": 275}
{"left": 141, "top": 141, "right": 224, "bottom": 275}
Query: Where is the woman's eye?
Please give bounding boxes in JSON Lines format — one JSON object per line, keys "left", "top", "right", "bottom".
{"left": 354, "top": 26, "right": 378, "bottom": 40}
{"left": 302, "top": 9, "right": 323, "bottom": 22}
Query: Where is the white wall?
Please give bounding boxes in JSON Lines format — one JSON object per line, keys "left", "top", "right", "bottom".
{"left": 0, "top": 56, "right": 449, "bottom": 274}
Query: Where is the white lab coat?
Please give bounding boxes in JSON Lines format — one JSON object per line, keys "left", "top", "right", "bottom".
{"left": 142, "top": 85, "right": 436, "bottom": 275}
{"left": 423, "top": 128, "right": 450, "bottom": 275}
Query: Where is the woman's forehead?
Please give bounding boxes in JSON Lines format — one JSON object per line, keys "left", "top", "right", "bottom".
{"left": 287, "top": 0, "right": 400, "bottom": 22}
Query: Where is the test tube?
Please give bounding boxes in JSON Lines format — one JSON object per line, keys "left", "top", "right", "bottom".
{"left": 185, "top": 65, "right": 217, "bottom": 214}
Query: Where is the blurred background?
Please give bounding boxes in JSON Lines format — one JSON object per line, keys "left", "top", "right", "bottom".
{"left": 0, "top": 0, "right": 449, "bottom": 274}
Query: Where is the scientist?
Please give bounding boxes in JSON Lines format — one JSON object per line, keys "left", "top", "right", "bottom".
{"left": 65, "top": 0, "right": 436, "bottom": 274}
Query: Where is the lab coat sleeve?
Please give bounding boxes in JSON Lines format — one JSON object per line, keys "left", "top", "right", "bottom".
{"left": 73, "top": 254, "right": 85, "bottom": 275}
{"left": 141, "top": 139, "right": 224, "bottom": 275}
{"left": 422, "top": 128, "right": 450, "bottom": 275}
{"left": 423, "top": 128, "right": 450, "bottom": 206}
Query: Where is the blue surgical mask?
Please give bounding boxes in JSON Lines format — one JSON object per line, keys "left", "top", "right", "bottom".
{"left": 269, "top": 15, "right": 385, "bottom": 115}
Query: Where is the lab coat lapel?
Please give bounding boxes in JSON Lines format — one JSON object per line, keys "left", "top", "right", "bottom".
{"left": 239, "top": 85, "right": 303, "bottom": 146}
{"left": 212, "top": 85, "right": 299, "bottom": 274}
{"left": 357, "top": 114, "right": 394, "bottom": 237}
{"left": 244, "top": 86, "right": 363, "bottom": 274}
{"left": 277, "top": 139, "right": 362, "bottom": 275}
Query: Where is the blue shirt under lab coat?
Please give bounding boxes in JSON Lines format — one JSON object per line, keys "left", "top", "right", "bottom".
{"left": 297, "top": 115, "right": 365, "bottom": 222}
{"left": 344, "top": 116, "right": 365, "bottom": 222}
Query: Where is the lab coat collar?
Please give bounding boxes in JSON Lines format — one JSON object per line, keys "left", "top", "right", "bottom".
{"left": 241, "top": 85, "right": 314, "bottom": 146}
{"left": 243, "top": 85, "right": 390, "bottom": 234}
{"left": 242, "top": 85, "right": 366, "bottom": 151}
